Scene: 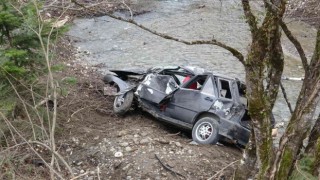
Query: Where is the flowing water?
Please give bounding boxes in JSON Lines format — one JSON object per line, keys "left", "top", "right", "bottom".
{"left": 67, "top": 0, "right": 318, "bottom": 130}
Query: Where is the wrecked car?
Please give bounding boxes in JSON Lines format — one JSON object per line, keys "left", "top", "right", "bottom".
{"left": 103, "top": 66, "right": 270, "bottom": 146}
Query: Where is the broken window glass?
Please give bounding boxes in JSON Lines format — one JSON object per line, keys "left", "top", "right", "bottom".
{"left": 202, "top": 77, "right": 215, "bottom": 97}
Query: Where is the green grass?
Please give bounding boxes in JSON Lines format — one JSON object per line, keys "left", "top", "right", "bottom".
{"left": 290, "top": 156, "right": 317, "bottom": 180}
{"left": 62, "top": 76, "right": 77, "bottom": 85}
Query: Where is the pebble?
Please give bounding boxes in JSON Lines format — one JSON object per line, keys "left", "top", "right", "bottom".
{"left": 189, "top": 141, "right": 198, "bottom": 145}
{"left": 175, "top": 142, "right": 182, "bottom": 147}
{"left": 80, "top": 169, "right": 85, "bottom": 174}
{"left": 140, "top": 138, "right": 150, "bottom": 144}
{"left": 125, "top": 147, "right": 133, "bottom": 152}
{"left": 120, "top": 142, "right": 129, "bottom": 147}
{"left": 114, "top": 151, "right": 123, "bottom": 158}
{"left": 122, "top": 164, "right": 131, "bottom": 170}
{"left": 133, "top": 138, "right": 139, "bottom": 144}
{"left": 118, "top": 130, "right": 128, "bottom": 137}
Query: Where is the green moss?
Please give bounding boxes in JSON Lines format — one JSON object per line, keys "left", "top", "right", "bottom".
{"left": 277, "top": 149, "right": 293, "bottom": 179}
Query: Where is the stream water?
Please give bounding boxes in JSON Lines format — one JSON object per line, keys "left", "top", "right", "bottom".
{"left": 67, "top": 0, "right": 318, "bottom": 129}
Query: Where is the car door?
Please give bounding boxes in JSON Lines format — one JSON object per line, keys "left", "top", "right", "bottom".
{"left": 213, "top": 77, "right": 245, "bottom": 119}
{"left": 164, "top": 75, "right": 217, "bottom": 124}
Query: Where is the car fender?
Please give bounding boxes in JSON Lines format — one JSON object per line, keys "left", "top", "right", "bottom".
{"left": 192, "top": 112, "right": 221, "bottom": 125}
{"left": 103, "top": 74, "right": 132, "bottom": 94}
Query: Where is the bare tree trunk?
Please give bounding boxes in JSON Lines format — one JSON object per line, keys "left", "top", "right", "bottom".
{"left": 270, "top": 28, "right": 320, "bottom": 180}
{"left": 312, "top": 137, "right": 320, "bottom": 176}
{"left": 235, "top": 1, "right": 286, "bottom": 179}
{"left": 234, "top": 129, "right": 258, "bottom": 179}
{"left": 305, "top": 114, "right": 320, "bottom": 154}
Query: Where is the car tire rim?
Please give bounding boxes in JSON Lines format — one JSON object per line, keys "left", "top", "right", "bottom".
{"left": 196, "top": 122, "right": 213, "bottom": 141}
{"left": 115, "top": 95, "right": 125, "bottom": 107}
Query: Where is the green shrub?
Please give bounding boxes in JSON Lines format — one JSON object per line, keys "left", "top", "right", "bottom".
{"left": 0, "top": 0, "right": 68, "bottom": 116}
{"left": 290, "top": 155, "right": 317, "bottom": 180}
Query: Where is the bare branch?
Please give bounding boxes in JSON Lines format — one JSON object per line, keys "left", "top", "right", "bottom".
{"left": 122, "top": 0, "right": 133, "bottom": 20}
{"left": 241, "top": 0, "right": 258, "bottom": 35}
{"left": 207, "top": 160, "right": 239, "bottom": 180}
{"left": 71, "top": 0, "right": 245, "bottom": 65}
{"left": 280, "top": 81, "right": 293, "bottom": 114}
{"left": 155, "top": 154, "right": 186, "bottom": 178}
{"left": 280, "top": 21, "right": 309, "bottom": 73}
{"left": 310, "top": 28, "right": 320, "bottom": 70}
{"left": 104, "top": 13, "right": 245, "bottom": 65}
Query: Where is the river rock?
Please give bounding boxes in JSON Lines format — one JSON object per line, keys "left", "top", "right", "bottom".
{"left": 120, "top": 142, "right": 129, "bottom": 147}
{"left": 114, "top": 151, "right": 123, "bottom": 158}
{"left": 118, "top": 130, "right": 128, "bottom": 137}
{"left": 125, "top": 147, "right": 133, "bottom": 152}
{"left": 140, "top": 138, "right": 150, "bottom": 144}
{"left": 175, "top": 142, "right": 182, "bottom": 147}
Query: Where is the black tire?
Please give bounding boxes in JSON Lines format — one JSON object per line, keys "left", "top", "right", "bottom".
{"left": 113, "top": 91, "right": 134, "bottom": 115}
{"left": 192, "top": 117, "right": 220, "bottom": 144}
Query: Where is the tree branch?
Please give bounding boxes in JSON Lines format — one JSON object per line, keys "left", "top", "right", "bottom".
{"left": 241, "top": 0, "right": 258, "bottom": 35}
{"left": 104, "top": 13, "right": 245, "bottom": 65}
{"left": 280, "top": 21, "right": 309, "bottom": 73}
{"left": 280, "top": 81, "right": 293, "bottom": 114}
{"left": 309, "top": 28, "right": 320, "bottom": 70}
{"left": 71, "top": 0, "right": 245, "bottom": 65}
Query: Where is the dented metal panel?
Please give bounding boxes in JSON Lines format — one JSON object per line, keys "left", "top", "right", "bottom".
{"left": 135, "top": 74, "right": 178, "bottom": 104}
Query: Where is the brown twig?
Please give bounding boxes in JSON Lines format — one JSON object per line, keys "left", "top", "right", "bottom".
{"left": 155, "top": 154, "right": 186, "bottom": 179}
{"left": 165, "top": 131, "right": 181, "bottom": 137}
{"left": 207, "top": 160, "right": 239, "bottom": 180}
{"left": 122, "top": 0, "right": 133, "bottom": 20}
{"left": 280, "top": 81, "right": 293, "bottom": 114}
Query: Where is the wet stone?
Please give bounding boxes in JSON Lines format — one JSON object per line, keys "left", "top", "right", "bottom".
{"left": 175, "top": 142, "right": 182, "bottom": 147}
{"left": 118, "top": 130, "right": 128, "bottom": 137}
{"left": 125, "top": 147, "right": 133, "bottom": 152}
{"left": 140, "top": 138, "right": 150, "bottom": 144}
{"left": 120, "top": 142, "right": 129, "bottom": 147}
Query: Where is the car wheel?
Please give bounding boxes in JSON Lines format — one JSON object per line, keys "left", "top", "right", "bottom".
{"left": 113, "top": 91, "right": 134, "bottom": 115}
{"left": 192, "top": 117, "right": 220, "bottom": 144}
